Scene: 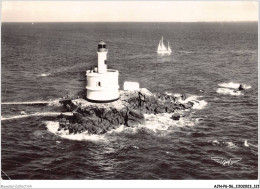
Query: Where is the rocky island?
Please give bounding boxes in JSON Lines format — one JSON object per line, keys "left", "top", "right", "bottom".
{"left": 57, "top": 88, "right": 194, "bottom": 135}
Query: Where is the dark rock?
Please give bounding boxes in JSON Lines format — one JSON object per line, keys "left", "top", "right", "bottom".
{"left": 94, "top": 108, "right": 107, "bottom": 118}
{"left": 171, "top": 113, "right": 181, "bottom": 120}
{"left": 128, "top": 109, "right": 145, "bottom": 121}
{"left": 183, "top": 101, "right": 194, "bottom": 109}
{"left": 94, "top": 127, "right": 103, "bottom": 134}
{"left": 181, "top": 94, "right": 187, "bottom": 101}
{"left": 127, "top": 109, "right": 145, "bottom": 126}
{"left": 155, "top": 104, "right": 166, "bottom": 114}
{"left": 87, "top": 125, "right": 97, "bottom": 134}
{"left": 104, "top": 110, "right": 114, "bottom": 121}
{"left": 73, "top": 112, "right": 83, "bottom": 123}
{"left": 83, "top": 109, "right": 95, "bottom": 116}
{"left": 106, "top": 126, "right": 112, "bottom": 131}
{"left": 61, "top": 118, "right": 67, "bottom": 123}
{"left": 238, "top": 84, "right": 244, "bottom": 91}
{"left": 120, "top": 108, "right": 128, "bottom": 118}
{"left": 58, "top": 113, "right": 67, "bottom": 119}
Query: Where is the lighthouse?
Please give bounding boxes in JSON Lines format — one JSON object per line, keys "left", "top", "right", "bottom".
{"left": 86, "top": 40, "right": 119, "bottom": 103}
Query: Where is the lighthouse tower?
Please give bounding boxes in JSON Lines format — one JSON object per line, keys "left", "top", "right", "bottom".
{"left": 86, "top": 40, "right": 119, "bottom": 103}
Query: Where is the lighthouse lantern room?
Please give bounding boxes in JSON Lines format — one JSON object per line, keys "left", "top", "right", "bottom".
{"left": 86, "top": 40, "right": 119, "bottom": 103}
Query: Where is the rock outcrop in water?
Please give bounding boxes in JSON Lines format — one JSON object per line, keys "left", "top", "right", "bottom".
{"left": 57, "top": 88, "right": 194, "bottom": 135}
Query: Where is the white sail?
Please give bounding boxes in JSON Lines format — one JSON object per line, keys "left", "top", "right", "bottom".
{"left": 168, "top": 42, "right": 172, "bottom": 52}
{"left": 157, "top": 40, "right": 162, "bottom": 51}
{"left": 161, "top": 36, "right": 167, "bottom": 51}
{"left": 157, "top": 36, "right": 172, "bottom": 54}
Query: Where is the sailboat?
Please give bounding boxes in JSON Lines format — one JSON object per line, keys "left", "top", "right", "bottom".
{"left": 157, "top": 36, "right": 172, "bottom": 55}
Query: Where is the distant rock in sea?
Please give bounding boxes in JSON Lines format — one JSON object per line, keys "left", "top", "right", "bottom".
{"left": 57, "top": 88, "right": 195, "bottom": 135}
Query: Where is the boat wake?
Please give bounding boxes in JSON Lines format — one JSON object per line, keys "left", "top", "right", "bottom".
{"left": 40, "top": 73, "right": 51, "bottom": 77}
{"left": 216, "top": 82, "right": 251, "bottom": 96}
{"left": 1, "top": 99, "right": 62, "bottom": 106}
{"left": 218, "top": 82, "right": 252, "bottom": 90}
{"left": 178, "top": 50, "right": 193, "bottom": 54}
{"left": 2, "top": 112, "right": 73, "bottom": 121}
{"left": 38, "top": 58, "right": 96, "bottom": 77}
{"left": 216, "top": 88, "right": 243, "bottom": 96}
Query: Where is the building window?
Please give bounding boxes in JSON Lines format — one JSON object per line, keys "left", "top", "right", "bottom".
{"left": 105, "top": 60, "right": 107, "bottom": 65}
{"left": 97, "top": 81, "right": 101, "bottom": 87}
{"left": 98, "top": 44, "right": 102, "bottom": 49}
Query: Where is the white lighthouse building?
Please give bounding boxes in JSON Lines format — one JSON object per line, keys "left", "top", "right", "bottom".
{"left": 86, "top": 40, "right": 119, "bottom": 103}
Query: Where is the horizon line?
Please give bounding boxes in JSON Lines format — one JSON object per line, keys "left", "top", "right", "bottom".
{"left": 2, "top": 21, "right": 258, "bottom": 23}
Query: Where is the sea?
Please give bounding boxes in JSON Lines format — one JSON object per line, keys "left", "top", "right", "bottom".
{"left": 1, "top": 22, "right": 258, "bottom": 180}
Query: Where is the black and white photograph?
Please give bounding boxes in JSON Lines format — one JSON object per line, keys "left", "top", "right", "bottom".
{"left": 1, "top": 1, "right": 259, "bottom": 188}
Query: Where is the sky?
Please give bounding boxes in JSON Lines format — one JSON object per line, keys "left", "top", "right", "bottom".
{"left": 1, "top": 1, "right": 258, "bottom": 22}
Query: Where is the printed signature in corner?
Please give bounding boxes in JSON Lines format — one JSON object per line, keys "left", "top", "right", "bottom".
{"left": 211, "top": 157, "right": 242, "bottom": 166}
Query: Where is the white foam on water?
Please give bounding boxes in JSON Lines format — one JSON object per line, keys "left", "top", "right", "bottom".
{"left": 210, "top": 140, "right": 238, "bottom": 149}
{"left": 178, "top": 50, "right": 193, "bottom": 54}
{"left": 107, "top": 125, "right": 125, "bottom": 134}
{"left": 141, "top": 113, "right": 199, "bottom": 133}
{"left": 164, "top": 92, "right": 207, "bottom": 110}
{"left": 216, "top": 88, "right": 243, "bottom": 96}
{"left": 143, "top": 113, "right": 174, "bottom": 132}
{"left": 177, "top": 95, "right": 208, "bottom": 110}
{"left": 218, "top": 82, "right": 252, "bottom": 90}
{"left": 47, "top": 100, "right": 62, "bottom": 107}
{"left": 40, "top": 73, "right": 51, "bottom": 77}
{"left": 242, "top": 84, "right": 252, "bottom": 90}
{"left": 225, "top": 141, "right": 237, "bottom": 149}
{"left": 164, "top": 92, "right": 182, "bottom": 97}
{"left": 45, "top": 121, "right": 107, "bottom": 142}
{"left": 2, "top": 112, "right": 73, "bottom": 121}
{"left": 192, "top": 100, "right": 208, "bottom": 110}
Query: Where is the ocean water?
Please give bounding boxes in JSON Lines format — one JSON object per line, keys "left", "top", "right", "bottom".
{"left": 1, "top": 22, "right": 258, "bottom": 180}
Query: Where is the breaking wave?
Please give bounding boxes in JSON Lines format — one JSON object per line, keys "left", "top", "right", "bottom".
{"left": 164, "top": 92, "right": 207, "bottom": 110}
{"left": 137, "top": 113, "right": 201, "bottom": 134}
{"left": 45, "top": 121, "right": 107, "bottom": 142}
{"left": 218, "top": 82, "right": 251, "bottom": 90}
{"left": 216, "top": 88, "right": 243, "bottom": 96}
{"left": 178, "top": 95, "right": 208, "bottom": 110}
{"left": 107, "top": 113, "right": 200, "bottom": 134}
